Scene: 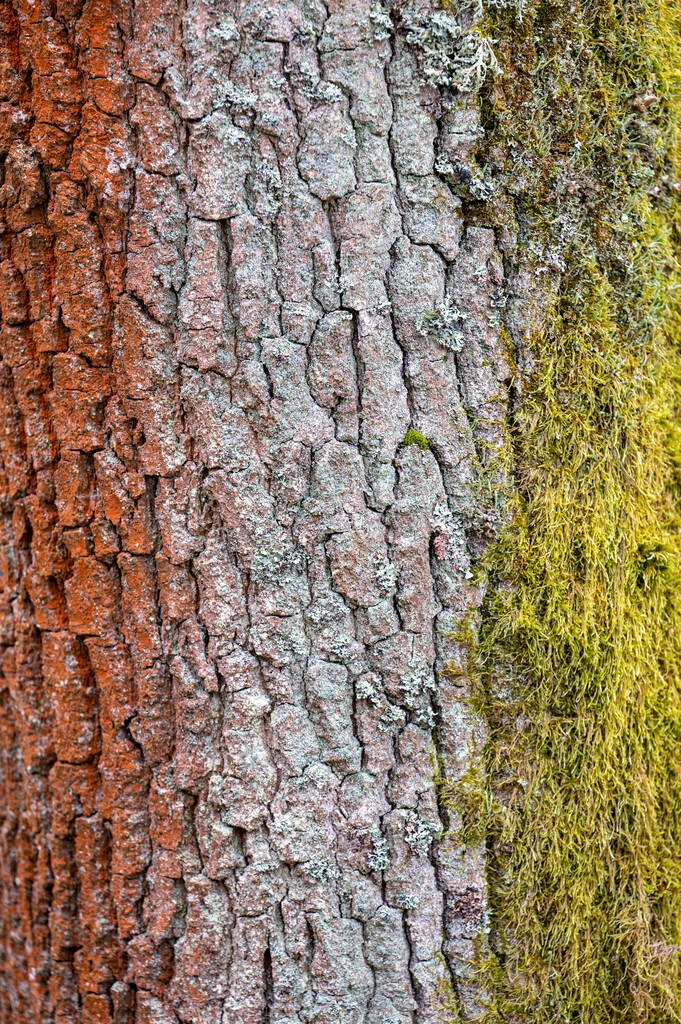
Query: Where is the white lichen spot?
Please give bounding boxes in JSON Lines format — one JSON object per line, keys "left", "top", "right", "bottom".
{"left": 395, "top": 892, "right": 419, "bottom": 911}
{"left": 341, "top": 124, "right": 359, "bottom": 151}
{"left": 528, "top": 240, "right": 568, "bottom": 274}
{"left": 403, "top": 811, "right": 440, "bottom": 856}
{"left": 307, "top": 857, "right": 337, "bottom": 884}
{"left": 434, "top": 154, "right": 496, "bottom": 199}
{"left": 369, "top": 2, "right": 394, "bottom": 41}
{"left": 431, "top": 499, "right": 454, "bottom": 535}
{"left": 368, "top": 826, "right": 390, "bottom": 871}
{"left": 379, "top": 702, "right": 406, "bottom": 732}
{"left": 221, "top": 81, "right": 258, "bottom": 111}
{"left": 356, "top": 674, "right": 382, "bottom": 707}
{"left": 401, "top": 664, "right": 435, "bottom": 710}
{"left": 416, "top": 297, "right": 468, "bottom": 352}
{"left": 401, "top": 7, "right": 500, "bottom": 93}
{"left": 312, "top": 80, "right": 345, "bottom": 104}
{"left": 415, "top": 705, "right": 435, "bottom": 728}
{"left": 297, "top": 68, "right": 345, "bottom": 105}
{"left": 486, "top": 0, "right": 527, "bottom": 19}
{"left": 375, "top": 558, "right": 399, "bottom": 596}
{"left": 251, "top": 543, "right": 304, "bottom": 586}
{"left": 469, "top": 175, "right": 497, "bottom": 201}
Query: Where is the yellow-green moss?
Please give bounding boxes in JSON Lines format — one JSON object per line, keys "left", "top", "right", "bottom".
{"left": 442, "top": 0, "right": 681, "bottom": 1020}
{"left": 404, "top": 428, "right": 432, "bottom": 449}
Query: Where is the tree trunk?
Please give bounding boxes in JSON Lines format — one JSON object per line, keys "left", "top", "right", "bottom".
{"left": 0, "top": 2, "right": 513, "bottom": 1022}
{"left": 6, "top": 0, "right": 681, "bottom": 1020}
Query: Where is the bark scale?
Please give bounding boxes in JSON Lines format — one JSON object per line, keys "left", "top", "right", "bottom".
{"left": 0, "top": 2, "right": 512, "bottom": 1022}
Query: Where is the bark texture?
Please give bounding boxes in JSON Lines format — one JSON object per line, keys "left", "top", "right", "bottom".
{"left": 0, "top": 2, "right": 512, "bottom": 1022}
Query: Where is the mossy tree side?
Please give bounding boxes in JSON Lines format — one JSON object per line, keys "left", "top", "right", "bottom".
{"left": 440, "top": 0, "right": 681, "bottom": 1019}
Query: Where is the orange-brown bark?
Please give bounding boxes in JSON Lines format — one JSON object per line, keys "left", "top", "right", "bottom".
{"left": 1, "top": 4, "right": 145, "bottom": 1020}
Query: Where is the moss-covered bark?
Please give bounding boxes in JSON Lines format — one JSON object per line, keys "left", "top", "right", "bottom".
{"left": 441, "top": 0, "right": 681, "bottom": 1019}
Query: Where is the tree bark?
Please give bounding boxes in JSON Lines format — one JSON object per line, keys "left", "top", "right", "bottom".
{"left": 0, "top": 2, "right": 513, "bottom": 1022}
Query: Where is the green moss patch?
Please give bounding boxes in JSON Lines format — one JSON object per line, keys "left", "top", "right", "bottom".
{"left": 403, "top": 428, "right": 432, "bottom": 449}
{"left": 441, "top": 0, "right": 681, "bottom": 1019}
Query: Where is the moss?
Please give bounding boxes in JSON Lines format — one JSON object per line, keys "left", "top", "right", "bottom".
{"left": 403, "top": 428, "right": 431, "bottom": 449}
{"left": 440, "top": 0, "right": 681, "bottom": 1020}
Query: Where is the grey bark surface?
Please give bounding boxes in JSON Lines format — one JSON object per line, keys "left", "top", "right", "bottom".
{"left": 0, "top": 1, "right": 514, "bottom": 1022}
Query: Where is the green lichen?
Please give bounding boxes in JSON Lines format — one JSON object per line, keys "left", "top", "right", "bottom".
{"left": 403, "top": 428, "right": 431, "bottom": 449}
{"left": 441, "top": 0, "right": 681, "bottom": 1019}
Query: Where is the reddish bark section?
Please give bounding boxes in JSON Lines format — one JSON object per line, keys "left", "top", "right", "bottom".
{"left": 0, "top": 4, "right": 147, "bottom": 1020}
